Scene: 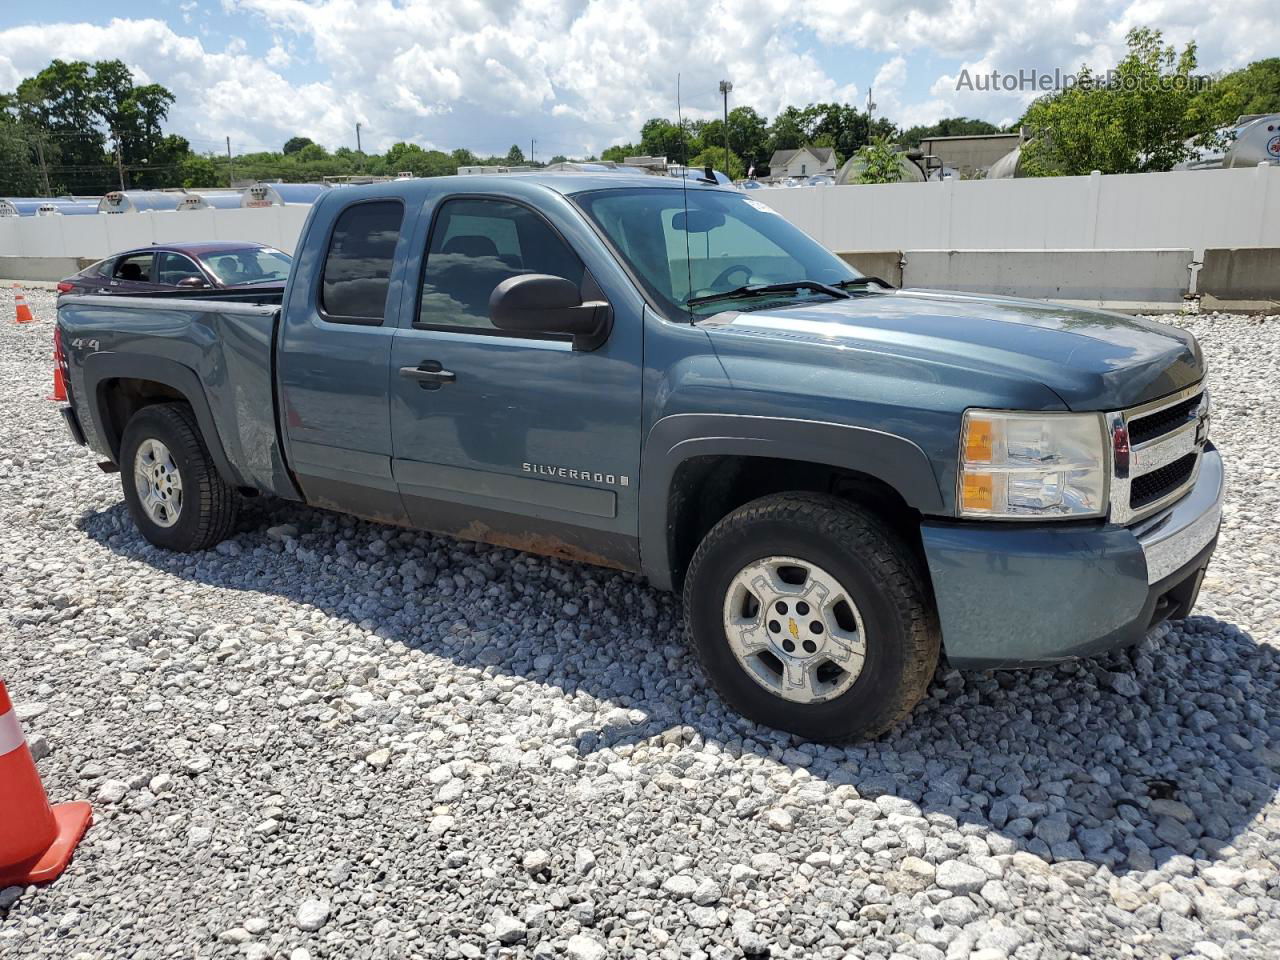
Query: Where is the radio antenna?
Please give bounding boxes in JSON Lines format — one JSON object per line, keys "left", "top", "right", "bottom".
{"left": 677, "top": 73, "right": 693, "bottom": 319}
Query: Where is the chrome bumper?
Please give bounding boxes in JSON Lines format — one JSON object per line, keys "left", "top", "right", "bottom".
{"left": 1134, "top": 444, "right": 1224, "bottom": 585}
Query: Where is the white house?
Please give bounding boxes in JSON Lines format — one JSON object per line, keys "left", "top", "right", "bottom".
{"left": 768, "top": 146, "right": 837, "bottom": 179}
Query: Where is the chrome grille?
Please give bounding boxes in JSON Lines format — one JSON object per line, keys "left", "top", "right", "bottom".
{"left": 1128, "top": 393, "right": 1202, "bottom": 446}
{"left": 1108, "top": 383, "right": 1208, "bottom": 525}
{"left": 1130, "top": 453, "right": 1197, "bottom": 509}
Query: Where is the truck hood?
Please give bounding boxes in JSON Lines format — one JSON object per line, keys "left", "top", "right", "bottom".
{"left": 702, "top": 289, "right": 1202, "bottom": 410}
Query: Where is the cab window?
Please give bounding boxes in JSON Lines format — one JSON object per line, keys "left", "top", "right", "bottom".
{"left": 320, "top": 200, "right": 405, "bottom": 324}
{"left": 418, "top": 198, "right": 585, "bottom": 332}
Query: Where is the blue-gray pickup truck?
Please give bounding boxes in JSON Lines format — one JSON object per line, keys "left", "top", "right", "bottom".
{"left": 55, "top": 173, "right": 1223, "bottom": 741}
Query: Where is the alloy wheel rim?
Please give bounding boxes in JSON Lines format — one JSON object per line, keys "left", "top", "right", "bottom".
{"left": 722, "top": 555, "right": 867, "bottom": 704}
{"left": 133, "top": 438, "right": 183, "bottom": 528}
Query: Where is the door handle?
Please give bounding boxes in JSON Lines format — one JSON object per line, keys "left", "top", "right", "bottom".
{"left": 399, "top": 361, "right": 456, "bottom": 389}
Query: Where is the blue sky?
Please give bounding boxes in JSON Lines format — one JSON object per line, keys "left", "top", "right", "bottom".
{"left": 1, "top": 1, "right": 1275, "bottom": 158}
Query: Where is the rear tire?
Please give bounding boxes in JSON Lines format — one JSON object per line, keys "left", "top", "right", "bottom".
{"left": 683, "top": 492, "right": 939, "bottom": 742}
{"left": 120, "top": 403, "right": 237, "bottom": 551}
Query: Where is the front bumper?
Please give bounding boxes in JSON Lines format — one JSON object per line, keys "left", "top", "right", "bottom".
{"left": 922, "top": 444, "right": 1223, "bottom": 669}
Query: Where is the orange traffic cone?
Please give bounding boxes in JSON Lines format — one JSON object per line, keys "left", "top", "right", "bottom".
{"left": 0, "top": 680, "right": 92, "bottom": 888}
{"left": 14, "top": 286, "right": 35, "bottom": 324}
{"left": 49, "top": 365, "right": 67, "bottom": 403}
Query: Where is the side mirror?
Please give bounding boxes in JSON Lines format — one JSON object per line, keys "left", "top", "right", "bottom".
{"left": 489, "top": 274, "right": 611, "bottom": 351}
{"left": 177, "top": 276, "right": 208, "bottom": 289}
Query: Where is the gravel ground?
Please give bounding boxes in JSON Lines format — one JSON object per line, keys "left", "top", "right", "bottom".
{"left": 2, "top": 286, "right": 1279, "bottom": 960}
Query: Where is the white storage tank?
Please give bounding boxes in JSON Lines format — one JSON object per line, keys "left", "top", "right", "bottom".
{"left": 98, "top": 191, "right": 185, "bottom": 214}
{"left": 176, "top": 192, "right": 245, "bottom": 211}
{"left": 241, "top": 182, "right": 330, "bottom": 207}
{"left": 36, "top": 201, "right": 101, "bottom": 216}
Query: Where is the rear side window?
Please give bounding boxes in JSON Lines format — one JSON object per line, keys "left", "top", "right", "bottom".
{"left": 419, "top": 198, "right": 584, "bottom": 332}
{"left": 320, "top": 200, "right": 404, "bottom": 324}
{"left": 113, "top": 253, "right": 154, "bottom": 283}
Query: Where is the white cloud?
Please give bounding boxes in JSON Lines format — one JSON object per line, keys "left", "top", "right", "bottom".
{"left": 0, "top": 0, "right": 1274, "bottom": 157}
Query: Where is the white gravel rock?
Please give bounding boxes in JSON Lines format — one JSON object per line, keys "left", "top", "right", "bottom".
{"left": 294, "top": 900, "right": 330, "bottom": 932}
{"left": 2, "top": 297, "right": 1279, "bottom": 959}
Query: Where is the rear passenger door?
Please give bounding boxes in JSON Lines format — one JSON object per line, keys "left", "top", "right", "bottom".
{"left": 277, "top": 197, "right": 415, "bottom": 524}
{"left": 388, "top": 191, "right": 643, "bottom": 569}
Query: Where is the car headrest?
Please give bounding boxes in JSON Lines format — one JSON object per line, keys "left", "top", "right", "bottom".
{"left": 442, "top": 235, "right": 499, "bottom": 259}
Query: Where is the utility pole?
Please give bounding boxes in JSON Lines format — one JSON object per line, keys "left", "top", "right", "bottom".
{"left": 33, "top": 137, "right": 52, "bottom": 196}
{"left": 719, "top": 80, "right": 733, "bottom": 177}
{"left": 113, "top": 131, "right": 126, "bottom": 191}
{"left": 226, "top": 136, "right": 234, "bottom": 188}
{"left": 531, "top": 137, "right": 535, "bottom": 164}
{"left": 356, "top": 122, "right": 362, "bottom": 154}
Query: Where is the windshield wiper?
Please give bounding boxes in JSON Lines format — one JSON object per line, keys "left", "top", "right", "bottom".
{"left": 834, "top": 276, "right": 896, "bottom": 291}
{"left": 687, "top": 280, "right": 852, "bottom": 308}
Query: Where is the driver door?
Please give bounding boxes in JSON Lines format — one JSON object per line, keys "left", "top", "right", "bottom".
{"left": 388, "top": 192, "right": 643, "bottom": 569}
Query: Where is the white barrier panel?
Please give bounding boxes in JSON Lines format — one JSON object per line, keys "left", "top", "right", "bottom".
{"left": 758, "top": 165, "right": 1280, "bottom": 256}
{"left": 0, "top": 204, "right": 314, "bottom": 259}
{"left": 0, "top": 165, "right": 1276, "bottom": 269}
{"left": 901, "top": 249, "right": 1194, "bottom": 304}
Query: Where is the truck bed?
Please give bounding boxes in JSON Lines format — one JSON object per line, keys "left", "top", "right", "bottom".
{"left": 57, "top": 293, "right": 297, "bottom": 499}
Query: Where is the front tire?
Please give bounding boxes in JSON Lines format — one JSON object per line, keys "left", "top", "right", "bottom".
{"left": 120, "top": 403, "right": 237, "bottom": 551}
{"left": 683, "top": 493, "right": 940, "bottom": 742}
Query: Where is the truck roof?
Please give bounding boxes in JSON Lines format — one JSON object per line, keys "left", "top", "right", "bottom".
{"left": 322, "top": 171, "right": 732, "bottom": 202}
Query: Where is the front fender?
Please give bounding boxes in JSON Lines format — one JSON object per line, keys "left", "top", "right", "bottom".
{"left": 638, "top": 413, "right": 944, "bottom": 589}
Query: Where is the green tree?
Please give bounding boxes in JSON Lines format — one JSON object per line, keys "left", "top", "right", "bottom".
{"left": 853, "top": 135, "right": 904, "bottom": 184}
{"left": 688, "top": 146, "right": 745, "bottom": 180}
{"left": 639, "top": 117, "right": 701, "bottom": 159}
{"left": 0, "top": 109, "right": 42, "bottom": 194}
{"left": 1020, "top": 28, "right": 1211, "bottom": 175}
{"left": 7, "top": 58, "right": 187, "bottom": 191}
{"left": 1189, "top": 57, "right": 1280, "bottom": 127}
{"left": 900, "top": 117, "right": 1002, "bottom": 147}
{"left": 282, "top": 136, "right": 315, "bottom": 155}
{"left": 505, "top": 144, "right": 525, "bottom": 164}
{"left": 382, "top": 141, "right": 455, "bottom": 177}
{"left": 179, "top": 151, "right": 219, "bottom": 188}
{"left": 600, "top": 143, "right": 635, "bottom": 162}
{"left": 14, "top": 59, "right": 106, "bottom": 190}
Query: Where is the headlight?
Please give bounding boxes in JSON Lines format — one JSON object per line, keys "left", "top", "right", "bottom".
{"left": 958, "top": 410, "right": 1107, "bottom": 519}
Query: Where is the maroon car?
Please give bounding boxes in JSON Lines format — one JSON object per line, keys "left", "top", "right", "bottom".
{"left": 57, "top": 241, "right": 292, "bottom": 297}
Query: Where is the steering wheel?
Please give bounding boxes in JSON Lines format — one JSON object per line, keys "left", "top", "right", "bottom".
{"left": 709, "top": 263, "right": 754, "bottom": 291}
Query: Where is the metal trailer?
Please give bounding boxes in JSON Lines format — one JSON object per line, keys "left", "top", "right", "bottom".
{"left": 241, "top": 182, "right": 331, "bottom": 208}
{"left": 176, "top": 192, "right": 246, "bottom": 211}
{"left": 98, "top": 191, "right": 186, "bottom": 214}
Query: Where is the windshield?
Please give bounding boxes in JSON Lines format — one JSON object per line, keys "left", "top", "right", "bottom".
{"left": 201, "top": 248, "right": 293, "bottom": 286}
{"left": 573, "top": 187, "right": 861, "bottom": 317}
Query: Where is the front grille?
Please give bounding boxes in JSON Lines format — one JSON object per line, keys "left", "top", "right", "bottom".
{"left": 1128, "top": 393, "right": 1202, "bottom": 446}
{"left": 1130, "top": 453, "right": 1197, "bottom": 509}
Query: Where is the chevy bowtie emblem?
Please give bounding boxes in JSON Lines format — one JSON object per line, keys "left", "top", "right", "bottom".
{"left": 788, "top": 619, "right": 799, "bottom": 640}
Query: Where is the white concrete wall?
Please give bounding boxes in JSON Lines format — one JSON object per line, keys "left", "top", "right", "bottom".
{"left": 902, "top": 249, "right": 1194, "bottom": 304}
{"left": 757, "top": 165, "right": 1280, "bottom": 257}
{"left": 0, "top": 205, "right": 313, "bottom": 260}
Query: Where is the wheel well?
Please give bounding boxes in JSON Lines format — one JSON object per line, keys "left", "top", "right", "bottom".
{"left": 667, "top": 455, "right": 923, "bottom": 591}
{"left": 97, "top": 378, "right": 189, "bottom": 460}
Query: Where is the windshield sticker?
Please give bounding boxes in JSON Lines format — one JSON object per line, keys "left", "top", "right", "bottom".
{"left": 744, "top": 198, "right": 780, "bottom": 215}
